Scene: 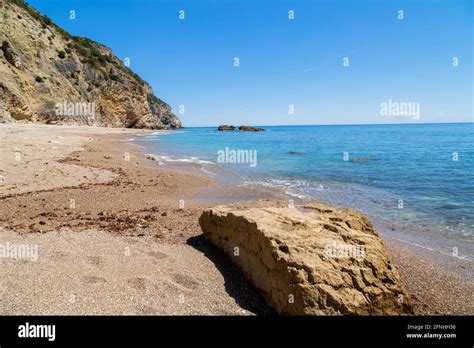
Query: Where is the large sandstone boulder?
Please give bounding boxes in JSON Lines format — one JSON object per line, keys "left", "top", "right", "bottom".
{"left": 199, "top": 202, "right": 413, "bottom": 315}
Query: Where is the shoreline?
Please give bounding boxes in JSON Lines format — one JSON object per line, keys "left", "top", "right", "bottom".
{"left": 135, "top": 135, "right": 473, "bottom": 282}
{"left": 0, "top": 123, "right": 472, "bottom": 315}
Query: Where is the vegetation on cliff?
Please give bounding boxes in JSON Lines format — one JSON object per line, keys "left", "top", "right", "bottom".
{"left": 0, "top": 0, "right": 181, "bottom": 129}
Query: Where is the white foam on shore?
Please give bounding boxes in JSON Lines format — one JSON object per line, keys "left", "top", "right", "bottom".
{"left": 381, "top": 233, "right": 473, "bottom": 262}
{"left": 200, "top": 167, "right": 216, "bottom": 176}
{"left": 135, "top": 131, "right": 170, "bottom": 139}
{"left": 126, "top": 143, "right": 145, "bottom": 148}
{"left": 240, "top": 178, "right": 313, "bottom": 200}
{"left": 145, "top": 154, "right": 215, "bottom": 165}
{"left": 163, "top": 156, "right": 215, "bottom": 165}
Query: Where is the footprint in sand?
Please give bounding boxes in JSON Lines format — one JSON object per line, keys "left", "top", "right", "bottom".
{"left": 172, "top": 273, "right": 200, "bottom": 290}
{"left": 147, "top": 250, "right": 168, "bottom": 260}
{"left": 50, "top": 251, "right": 70, "bottom": 261}
{"left": 86, "top": 256, "right": 103, "bottom": 266}
{"left": 136, "top": 305, "right": 158, "bottom": 314}
{"left": 83, "top": 275, "right": 107, "bottom": 284}
{"left": 127, "top": 277, "right": 148, "bottom": 290}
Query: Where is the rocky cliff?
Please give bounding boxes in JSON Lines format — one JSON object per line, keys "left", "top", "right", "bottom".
{"left": 0, "top": 0, "right": 182, "bottom": 129}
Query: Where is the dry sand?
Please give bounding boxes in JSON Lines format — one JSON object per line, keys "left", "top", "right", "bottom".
{"left": 0, "top": 123, "right": 126, "bottom": 196}
{"left": 0, "top": 123, "right": 472, "bottom": 315}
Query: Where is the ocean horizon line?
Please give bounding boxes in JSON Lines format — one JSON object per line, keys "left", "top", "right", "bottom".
{"left": 181, "top": 121, "right": 474, "bottom": 128}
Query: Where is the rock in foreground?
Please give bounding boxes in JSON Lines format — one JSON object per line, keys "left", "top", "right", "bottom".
{"left": 199, "top": 202, "right": 413, "bottom": 315}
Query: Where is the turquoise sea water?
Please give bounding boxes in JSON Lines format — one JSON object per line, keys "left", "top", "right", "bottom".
{"left": 133, "top": 123, "right": 474, "bottom": 259}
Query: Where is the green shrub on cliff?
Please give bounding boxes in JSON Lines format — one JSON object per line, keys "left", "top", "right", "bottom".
{"left": 11, "top": 0, "right": 69, "bottom": 36}
{"left": 147, "top": 94, "right": 169, "bottom": 109}
{"left": 12, "top": 0, "right": 148, "bottom": 88}
{"left": 100, "top": 69, "right": 109, "bottom": 80}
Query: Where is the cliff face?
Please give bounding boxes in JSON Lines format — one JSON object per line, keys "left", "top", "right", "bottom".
{"left": 0, "top": 0, "right": 182, "bottom": 129}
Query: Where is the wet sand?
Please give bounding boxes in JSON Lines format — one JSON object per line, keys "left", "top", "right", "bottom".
{"left": 0, "top": 123, "right": 472, "bottom": 315}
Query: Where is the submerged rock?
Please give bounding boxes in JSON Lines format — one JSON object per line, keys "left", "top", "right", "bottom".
{"left": 199, "top": 202, "right": 413, "bottom": 315}
{"left": 352, "top": 157, "right": 378, "bottom": 162}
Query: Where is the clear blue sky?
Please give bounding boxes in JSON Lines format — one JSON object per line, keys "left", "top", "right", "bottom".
{"left": 28, "top": 0, "right": 473, "bottom": 126}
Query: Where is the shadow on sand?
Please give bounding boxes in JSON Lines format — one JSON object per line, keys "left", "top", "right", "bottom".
{"left": 187, "top": 234, "right": 275, "bottom": 316}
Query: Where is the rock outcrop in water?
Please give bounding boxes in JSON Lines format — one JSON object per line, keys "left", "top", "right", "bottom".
{"left": 238, "top": 125, "right": 265, "bottom": 132}
{"left": 217, "top": 124, "right": 235, "bottom": 131}
{"left": 199, "top": 201, "right": 413, "bottom": 315}
{"left": 217, "top": 125, "right": 265, "bottom": 131}
{"left": 0, "top": 0, "right": 181, "bottom": 129}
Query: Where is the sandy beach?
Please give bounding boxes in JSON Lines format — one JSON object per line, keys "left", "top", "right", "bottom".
{"left": 0, "top": 123, "right": 472, "bottom": 315}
